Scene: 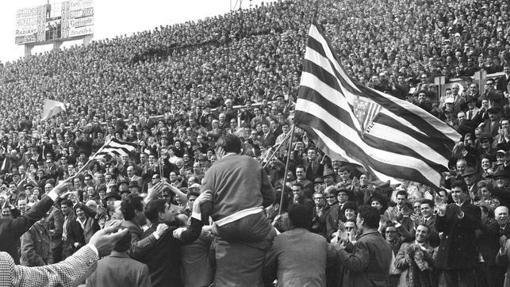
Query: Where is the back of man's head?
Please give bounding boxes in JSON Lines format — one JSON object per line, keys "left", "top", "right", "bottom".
{"left": 113, "top": 230, "right": 131, "bottom": 252}
{"left": 216, "top": 134, "right": 242, "bottom": 154}
{"left": 121, "top": 194, "right": 144, "bottom": 221}
{"left": 144, "top": 199, "right": 166, "bottom": 223}
{"left": 288, "top": 203, "right": 313, "bottom": 230}
{"left": 358, "top": 205, "right": 380, "bottom": 229}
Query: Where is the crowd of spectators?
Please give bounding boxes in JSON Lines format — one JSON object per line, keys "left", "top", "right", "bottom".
{"left": 0, "top": 0, "right": 509, "bottom": 286}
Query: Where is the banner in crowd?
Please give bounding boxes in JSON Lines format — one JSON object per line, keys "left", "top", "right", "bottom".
{"left": 41, "top": 99, "right": 67, "bottom": 121}
{"left": 294, "top": 24, "right": 461, "bottom": 187}
{"left": 93, "top": 138, "right": 138, "bottom": 159}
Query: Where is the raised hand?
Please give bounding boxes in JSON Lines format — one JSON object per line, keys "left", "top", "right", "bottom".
{"left": 89, "top": 224, "right": 129, "bottom": 257}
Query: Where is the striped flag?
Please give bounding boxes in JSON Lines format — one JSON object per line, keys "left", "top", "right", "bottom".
{"left": 294, "top": 24, "right": 461, "bottom": 187}
{"left": 94, "top": 138, "right": 137, "bottom": 159}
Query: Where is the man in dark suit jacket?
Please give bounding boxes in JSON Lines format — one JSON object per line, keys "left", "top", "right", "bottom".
{"left": 0, "top": 181, "right": 66, "bottom": 263}
{"left": 120, "top": 194, "right": 165, "bottom": 259}
{"left": 60, "top": 199, "right": 85, "bottom": 259}
{"left": 260, "top": 123, "right": 276, "bottom": 148}
{"left": 416, "top": 199, "right": 439, "bottom": 247}
{"left": 302, "top": 148, "right": 324, "bottom": 181}
{"left": 134, "top": 199, "right": 203, "bottom": 287}
{"left": 335, "top": 205, "right": 392, "bottom": 287}
{"left": 435, "top": 180, "right": 481, "bottom": 287}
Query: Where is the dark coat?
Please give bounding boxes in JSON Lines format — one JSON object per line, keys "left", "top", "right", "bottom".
{"left": 134, "top": 219, "right": 203, "bottom": 287}
{"left": 434, "top": 202, "right": 481, "bottom": 270}
{"left": 0, "top": 195, "right": 54, "bottom": 263}
{"left": 62, "top": 216, "right": 85, "bottom": 258}
{"left": 337, "top": 230, "right": 393, "bottom": 287}
{"left": 20, "top": 220, "right": 51, "bottom": 266}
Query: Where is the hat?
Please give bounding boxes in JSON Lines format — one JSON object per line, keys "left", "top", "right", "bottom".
{"left": 496, "top": 150, "right": 507, "bottom": 156}
{"left": 104, "top": 191, "right": 121, "bottom": 201}
{"left": 493, "top": 168, "right": 510, "bottom": 179}
{"left": 462, "top": 167, "right": 478, "bottom": 177}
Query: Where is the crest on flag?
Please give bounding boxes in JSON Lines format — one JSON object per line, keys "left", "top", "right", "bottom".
{"left": 352, "top": 97, "right": 381, "bottom": 135}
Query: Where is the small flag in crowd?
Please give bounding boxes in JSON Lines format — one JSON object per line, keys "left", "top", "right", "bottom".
{"left": 294, "top": 24, "right": 461, "bottom": 187}
{"left": 41, "top": 99, "right": 67, "bottom": 121}
{"left": 94, "top": 138, "right": 138, "bottom": 159}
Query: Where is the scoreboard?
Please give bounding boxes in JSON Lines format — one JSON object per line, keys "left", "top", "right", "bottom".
{"left": 15, "top": 0, "right": 94, "bottom": 45}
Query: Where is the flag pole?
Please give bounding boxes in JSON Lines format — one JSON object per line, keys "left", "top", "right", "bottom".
{"left": 278, "top": 125, "right": 296, "bottom": 215}
{"left": 158, "top": 148, "right": 164, "bottom": 179}
{"left": 262, "top": 128, "right": 292, "bottom": 168}
{"left": 70, "top": 137, "right": 112, "bottom": 180}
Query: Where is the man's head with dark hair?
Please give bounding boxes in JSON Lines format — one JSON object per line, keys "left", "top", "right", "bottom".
{"left": 113, "top": 229, "right": 132, "bottom": 252}
{"left": 144, "top": 199, "right": 167, "bottom": 223}
{"left": 216, "top": 134, "right": 242, "bottom": 154}
{"left": 288, "top": 203, "right": 313, "bottom": 230}
{"left": 60, "top": 199, "right": 74, "bottom": 217}
{"left": 121, "top": 194, "right": 145, "bottom": 223}
{"left": 145, "top": 198, "right": 180, "bottom": 224}
{"left": 450, "top": 179, "right": 468, "bottom": 205}
{"left": 420, "top": 199, "right": 434, "bottom": 209}
{"left": 357, "top": 205, "right": 380, "bottom": 230}
{"left": 450, "top": 179, "right": 467, "bottom": 191}
{"left": 395, "top": 189, "right": 408, "bottom": 208}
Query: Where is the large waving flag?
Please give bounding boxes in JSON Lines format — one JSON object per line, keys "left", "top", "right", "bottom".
{"left": 294, "top": 24, "right": 461, "bottom": 187}
{"left": 41, "top": 99, "right": 66, "bottom": 121}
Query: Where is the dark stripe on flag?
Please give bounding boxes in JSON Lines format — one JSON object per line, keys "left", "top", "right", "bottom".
{"left": 376, "top": 114, "right": 455, "bottom": 156}
{"left": 302, "top": 60, "right": 343, "bottom": 92}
